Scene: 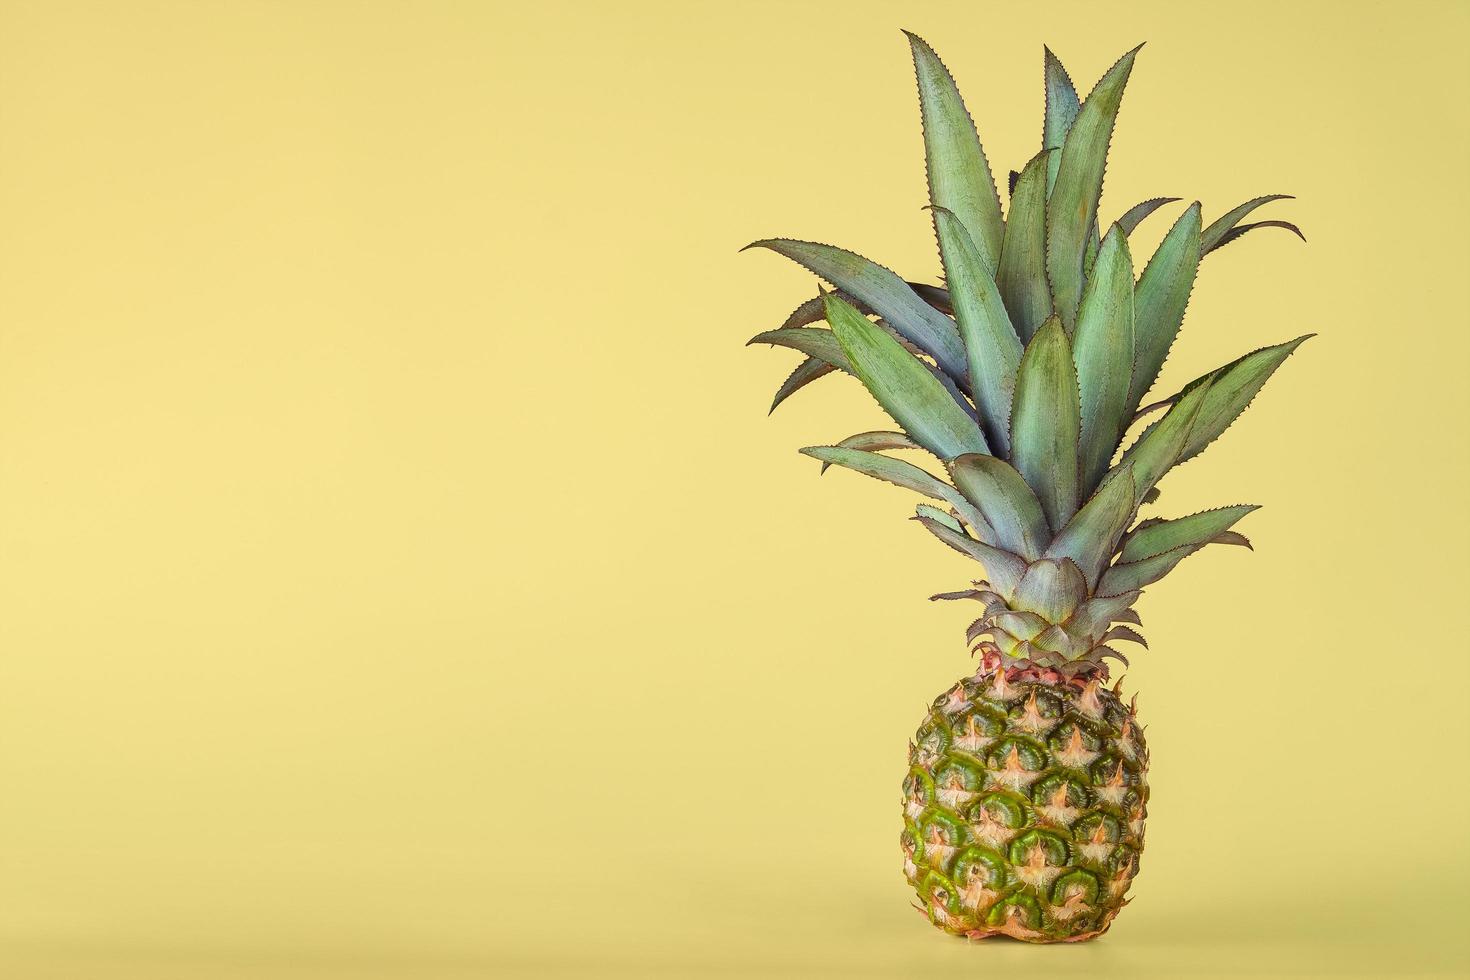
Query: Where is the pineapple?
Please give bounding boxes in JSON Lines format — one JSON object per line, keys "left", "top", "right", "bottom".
{"left": 744, "top": 34, "right": 1308, "bottom": 943}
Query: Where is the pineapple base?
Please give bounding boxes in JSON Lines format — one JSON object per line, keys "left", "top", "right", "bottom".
{"left": 901, "top": 657, "right": 1148, "bottom": 943}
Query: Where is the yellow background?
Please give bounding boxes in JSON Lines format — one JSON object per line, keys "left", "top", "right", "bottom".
{"left": 0, "top": 1, "right": 1466, "bottom": 977}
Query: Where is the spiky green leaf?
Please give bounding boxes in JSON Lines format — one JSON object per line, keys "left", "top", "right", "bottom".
{"left": 948, "top": 454, "right": 1050, "bottom": 560}
{"left": 1010, "top": 317, "right": 1081, "bottom": 531}
{"left": 915, "top": 515, "right": 1028, "bottom": 597}
{"left": 1201, "top": 194, "right": 1293, "bottom": 253}
{"left": 818, "top": 431, "right": 924, "bottom": 472}
{"left": 1123, "top": 378, "right": 1213, "bottom": 504}
{"left": 1116, "top": 197, "right": 1181, "bottom": 235}
{"left": 1046, "top": 464, "right": 1135, "bottom": 589}
{"left": 1210, "top": 220, "right": 1306, "bottom": 253}
{"left": 823, "top": 293, "right": 988, "bottom": 460}
{"left": 1042, "top": 47, "right": 1080, "bottom": 192}
{"left": 1045, "top": 46, "right": 1139, "bottom": 331}
{"left": 1127, "top": 202, "right": 1202, "bottom": 413}
{"left": 1098, "top": 542, "right": 1196, "bottom": 595}
{"left": 997, "top": 150, "right": 1054, "bottom": 344}
{"left": 799, "top": 445, "right": 988, "bottom": 535}
{"left": 1073, "top": 225, "right": 1135, "bottom": 494}
{"left": 915, "top": 503, "right": 964, "bottom": 534}
{"left": 1121, "top": 505, "right": 1259, "bottom": 563}
{"left": 932, "top": 207, "right": 1022, "bottom": 453}
{"left": 746, "top": 327, "right": 851, "bottom": 371}
{"left": 1012, "top": 558, "right": 1087, "bottom": 623}
{"left": 746, "top": 240, "right": 968, "bottom": 380}
{"left": 769, "top": 356, "right": 834, "bottom": 413}
{"left": 906, "top": 32, "right": 1004, "bottom": 270}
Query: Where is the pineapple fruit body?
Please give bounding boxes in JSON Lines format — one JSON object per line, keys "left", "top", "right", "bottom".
{"left": 902, "top": 658, "right": 1146, "bottom": 942}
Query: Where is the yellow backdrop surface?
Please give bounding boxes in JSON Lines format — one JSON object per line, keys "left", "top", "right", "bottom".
{"left": 0, "top": 1, "right": 1466, "bottom": 977}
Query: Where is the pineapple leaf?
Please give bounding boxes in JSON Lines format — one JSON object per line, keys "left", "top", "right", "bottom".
{"left": 915, "top": 503, "right": 964, "bottom": 534}
{"left": 799, "top": 445, "right": 989, "bottom": 536}
{"left": 820, "top": 431, "right": 924, "bottom": 472}
{"left": 1211, "top": 530, "right": 1252, "bottom": 549}
{"left": 1210, "top": 220, "right": 1306, "bottom": 252}
{"left": 906, "top": 31, "right": 1005, "bottom": 271}
{"left": 914, "top": 515, "right": 1028, "bottom": 597}
{"left": 1097, "top": 543, "right": 1195, "bottom": 595}
{"left": 1155, "top": 334, "right": 1314, "bottom": 465}
{"left": 948, "top": 454, "right": 1050, "bottom": 560}
{"left": 1045, "top": 46, "right": 1140, "bottom": 332}
{"left": 1013, "top": 558, "right": 1088, "bottom": 623}
{"left": 1200, "top": 194, "right": 1293, "bottom": 254}
{"left": 996, "top": 149, "right": 1055, "bottom": 343}
{"left": 1010, "top": 317, "right": 1082, "bottom": 532}
{"left": 769, "top": 356, "right": 834, "bottom": 414}
{"left": 1042, "top": 47, "right": 1080, "bottom": 192}
{"left": 1046, "top": 463, "right": 1136, "bottom": 589}
{"left": 1102, "top": 625, "right": 1148, "bottom": 647}
{"left": 931, "top": 207, "right": 1023, "bottom": 453}
{"left": 1127, "top": 202, "right": 1202, "bottom": 415}
{"left": 1120, "top": 504, "right": 1259, "bottom": 563}
{"left": 746, "top": 327, "right": 852, "bottom": 371}
{"left": 823, "top": 293, "right": 989, "bottom": 460}
{"left": 1122, "top": 376, "right": 1214, "bottom": 504}
{"left": 746, "top": 240, "right": 968, "bottom": 381}
{"left": 1073, "top": 225, "right": 1136, "bottom": 494}
{"left": 1116, "top": 197, "right": 1181, "bottom": 235}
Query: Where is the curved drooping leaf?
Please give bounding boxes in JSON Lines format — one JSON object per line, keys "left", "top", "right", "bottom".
{"left": 915, "top": 515, "right": 1028, "bottom": 597}
{"left": 1116, "top": 197, "right": 1181, "bottom": 235}
{"left": 1120, "top": 505, "right": 1259, "bottom": 563}
{"left": 1140, "top": 334, "right": 1313, "bottom": 465}
{"left": 820, "top": 431, "right": 923, "bottom": 472}
{"left": 823, "top": 293, "right": 988, "bottom": 460}
{"left": 1200, "top": 194, "right": 1293, "bottom": 253}
{"left": 1127, "top": 202, "right": 1202, "bottom": 414}
{"left": 746, "top": 327, "right": 851, "bottom": 371}
{"left": 915, "top": 503, "right": 964, "bottom": 534}
{"left": 1102, "top": 625, "right": 1147, "bottom": 647}
{"left": 1073, "top": 225, "right": 1135, "bottom": 494}
{"left": 1010, "top": 317, "right": 1081, "bottom": 531}
{"left": 948, "top": 454, "right": 1050, "bottom": 560}
{"left": 1045, "top": 46, "right": 1140, "bottom": 332}
{"left": 1046, "top": 464, "right": 1135, "bottom": 589}
{"left": 799, "top": 445, "right": 988, "bottom": 535}
{"left": 1210, "top": 220, "right": 1306, "bottom": 253}
{"left": 746, "top": 240, "right": 968, "bottom": 381}
{"left": 1012, "top": 557, "right": 1087, "bottom": 623}
{"left": 769, "top": 356, "right": 834, "bottom": 414}
{"left": 996, "top": 150, "right": 1054, "bottom": 344}
{"left": 1042, "top": 47, "right": 1080, "bottom": 192}
{"left": 906, "top": 31, "right": 1005, "bottom": 270}
{"left": 932, "top": 207, "right": 1022, "bottom": 453}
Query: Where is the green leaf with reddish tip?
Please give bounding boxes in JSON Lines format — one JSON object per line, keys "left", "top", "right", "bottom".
{"left": 1046, "top": 464, "right": 1135, "bottom": 589}
{"left": 823, "top": 293, "right": 988, "bottom": 460}
{"left": 769, "top": 356, "right": 834, "bottom": 413}
{"left": 1045, "top": 46, "right": 1139, "bottom": 332}
{"left": 746, "top": 327, "right": 851, "bottom": 371}
{"left": 906, "top": 31, "right": 1005, "bottom": 271}
{"left": 997, "top": 150, "right": 1054, "bottom": 343}
{"left": 915, "top": 503, "right": 963, "bottom": 534}
{"left": 800, "top": 445, "right": 988, "bottom": 535}
{"left": 948, "top": 454, "right": 1050, "bottom": 560}
{"left": 1123, "top": 377, "right": 1213, "bottom": 504}
{"left": 1073, "top": 225, "right": 1135, "bottom": 494}
{"left": 1127, "top": 203, "right": 1202, "bottom": 414}
{"left": 915, "top": 515, "right": 1028, "bottom": 597}
{"left": 1098, "top": 542, "right": 1197, "bottom": 595}
{"left": 1010, "top": 317, "right": 1081, "bottom": 532}
{"left": 1116, "top": 197, "right": 1181, "bottom": 235}
{"left": 746, "top": 240, "right": 968, "bottom": 381}
{"left": 1211, "top": 220, "right": 1307, "bottom": 252}
{"left": 1120, "top": 504, "right": 1259, "bottom": 563}
{"left": 1200, "top": 194, "right": 1294, "bottom": 253}
{"left": 931, "top": 207, "right": 1022, "bottom": 453}
{"left": 1012, "top": 558, "right": 1088, "bottom": 623}
{"left": 1162, "top": 334, "right": 1314, "bottom": 464}
{"left": 821, "top": 431, "right": 923, "bottom": 472}
{"left": 1042, "top": 47, "right": 1080, "bottom": 192}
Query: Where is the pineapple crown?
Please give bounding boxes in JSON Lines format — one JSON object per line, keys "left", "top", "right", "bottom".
{"left": 743, "top": 35, "right": 1311, "bottom": 675}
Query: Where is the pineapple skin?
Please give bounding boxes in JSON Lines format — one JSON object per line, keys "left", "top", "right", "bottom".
{"left": 902, "top": 659, "right": 1147, "bottom": 942}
